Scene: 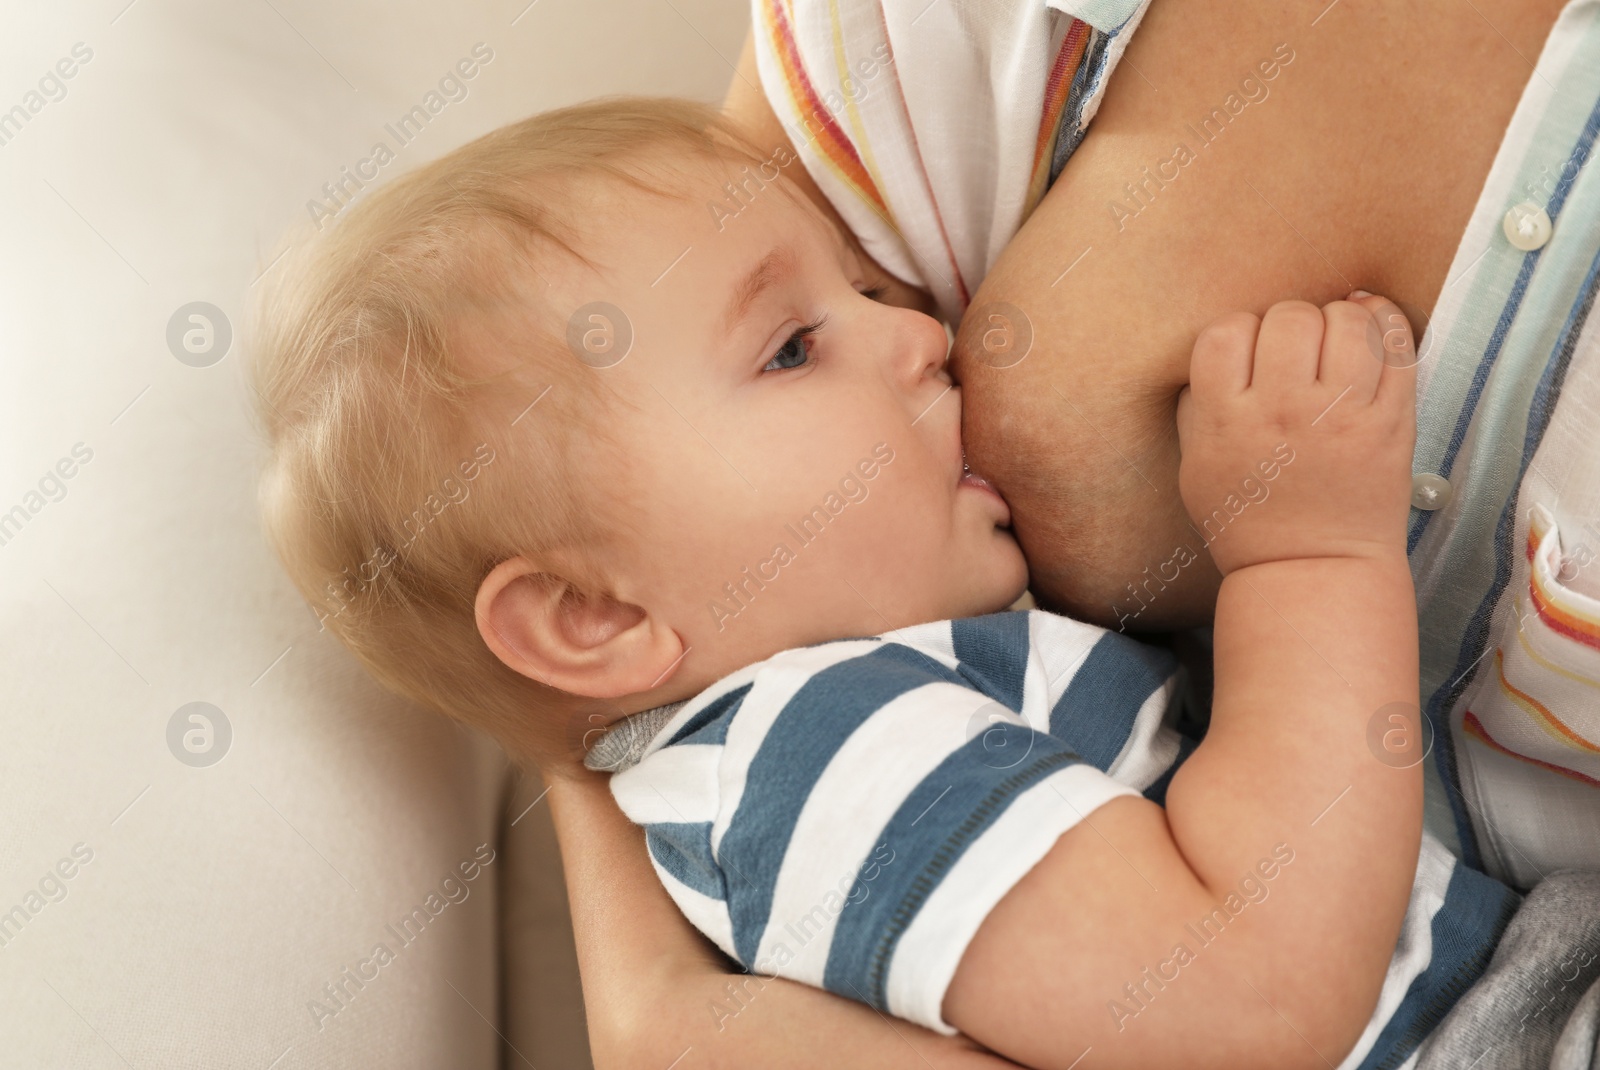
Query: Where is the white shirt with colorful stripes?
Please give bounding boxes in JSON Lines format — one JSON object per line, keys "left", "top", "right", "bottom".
{"left": 750, "top": 0, "right": 1153, "bottom": 326}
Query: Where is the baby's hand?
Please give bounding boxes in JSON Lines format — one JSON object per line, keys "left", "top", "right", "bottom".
{"left": 1176, "top": 294, "right": 1417, "bottom": 575}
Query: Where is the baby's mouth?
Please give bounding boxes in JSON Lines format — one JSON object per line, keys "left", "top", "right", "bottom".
{"left": 959, "top": 455, "right": 994, "bottom": 489}
{"left": 959, "top": 447, "right": 985, "bottom": 484}
{"left": 959, "top": 449, "right": 1011, "bottom": 526}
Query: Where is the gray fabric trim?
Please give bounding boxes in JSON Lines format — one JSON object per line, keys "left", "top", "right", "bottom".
{"left": 582, "top": 700, "right": 688, "bottom": 774}
{"left": 1553, "top": 976, "right": 1600, "bottom": 1070}
{"left": 1417, "top": 870, "right": 1600, "bottom": 1070}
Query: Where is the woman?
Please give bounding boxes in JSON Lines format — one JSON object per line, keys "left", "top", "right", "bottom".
{"left": 553, "top": 0, "right": 1594, "bottom": 1064}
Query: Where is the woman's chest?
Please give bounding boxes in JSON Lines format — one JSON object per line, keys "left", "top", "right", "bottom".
{"left": 1004, "top": 0, "right": 1568, "bottom": 461}
{"left": 956, "top": 0, "right": 1570, "bottom": 623}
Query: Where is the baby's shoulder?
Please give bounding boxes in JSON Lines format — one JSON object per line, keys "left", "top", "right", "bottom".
{"left": 679, "top": 608, "right": 1159, "bottom": 734}
{"left": 615, "top": 609, "right": 1176, "bottom": 773}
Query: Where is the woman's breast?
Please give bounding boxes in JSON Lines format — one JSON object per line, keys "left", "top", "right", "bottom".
{"left": 954, "top": 0, "right": 1565, "bottom": 627}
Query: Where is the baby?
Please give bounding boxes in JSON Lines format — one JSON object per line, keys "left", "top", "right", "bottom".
{"left": 250, "top": 98, "right": 1517, "bottom": 1069}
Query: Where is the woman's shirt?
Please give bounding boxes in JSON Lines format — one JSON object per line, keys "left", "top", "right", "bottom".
{"left": 749, "top": 0, "right": 1153, "bottom": 326}
{"left": 1403, "top": 0, "right": 1600, "bottom": 888}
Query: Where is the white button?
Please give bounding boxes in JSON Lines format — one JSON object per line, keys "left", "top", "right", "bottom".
{"left": 1503, "top": 202, "right": 1553, "bottom": 251}
{"left": 1412, "top": 472, "right": 1453, "bottom": 511}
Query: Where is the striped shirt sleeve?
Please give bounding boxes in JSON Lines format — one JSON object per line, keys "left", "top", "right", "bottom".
{"left": 609, "top": 610, "right": 1182, "bottom": 1034}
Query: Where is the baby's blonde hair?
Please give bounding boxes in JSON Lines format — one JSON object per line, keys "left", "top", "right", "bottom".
{"left": 249, "top": 95, "right": 775, "bottom": 768}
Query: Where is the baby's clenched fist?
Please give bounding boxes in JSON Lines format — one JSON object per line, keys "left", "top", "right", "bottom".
{"left": 1175, "top": 294, "right": 1418, "bottom": 576}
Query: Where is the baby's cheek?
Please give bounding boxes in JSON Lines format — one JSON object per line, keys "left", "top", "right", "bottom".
{"left": 877, "top": 489, "right": 952, "bottom": 573}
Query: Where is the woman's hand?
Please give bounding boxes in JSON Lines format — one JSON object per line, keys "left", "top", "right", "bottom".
{"left": 543, "top": 765, "right": 1025, "bottom": 1069}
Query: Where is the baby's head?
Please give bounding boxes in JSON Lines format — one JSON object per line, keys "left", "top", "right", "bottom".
{"left": 251, "top": 96, "right": 1026, "bottom": 774}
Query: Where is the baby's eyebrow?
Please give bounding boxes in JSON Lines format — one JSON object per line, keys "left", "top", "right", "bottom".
{"left": 720, "top": 244, "right": 798, "bottom": 337}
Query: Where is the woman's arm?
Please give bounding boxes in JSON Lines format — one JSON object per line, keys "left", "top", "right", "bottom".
{"left": 544, "top": 768, "right": 1024, "bottom": 1069}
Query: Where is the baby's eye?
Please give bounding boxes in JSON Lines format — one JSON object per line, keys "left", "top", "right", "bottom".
{"left": 763, "top": 317, "right": 824, "bottom": 373}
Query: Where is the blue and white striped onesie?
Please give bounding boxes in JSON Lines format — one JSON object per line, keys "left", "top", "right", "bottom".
{"left": 591, "top": 610, "right": 1519, "bottom": 1069}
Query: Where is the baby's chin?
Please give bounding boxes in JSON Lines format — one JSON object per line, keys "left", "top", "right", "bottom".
{"left": 996, "top": 579, "right": 1035, "bottom": 614}
{"left": 947, "top": 557, "right": 1032, "bottom": 620}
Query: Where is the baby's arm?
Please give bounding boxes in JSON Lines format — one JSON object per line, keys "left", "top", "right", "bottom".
{"left": 944, "top": 296, "right": 1422, "bottom": 1070}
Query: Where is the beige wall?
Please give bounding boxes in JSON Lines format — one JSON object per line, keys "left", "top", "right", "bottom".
{"left": 0, "top": 2, "right": 746, "bottom": 1067}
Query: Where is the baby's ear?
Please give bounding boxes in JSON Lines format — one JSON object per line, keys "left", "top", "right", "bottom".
{"left": 474, "top": 557, "right": 684, "bottom": 699}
